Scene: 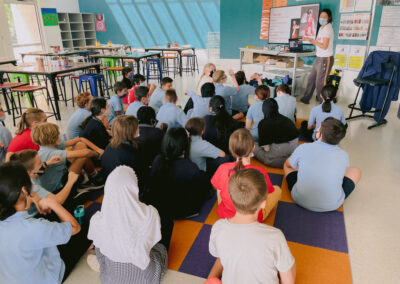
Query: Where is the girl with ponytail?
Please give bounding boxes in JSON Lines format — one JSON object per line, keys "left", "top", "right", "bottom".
{"left": 80, "top": 98, "right": 111, "bottom": 149}
{"left": 307, "top": 84, "right": 346, "bottom": 140}
{"left": 204, "top": 95, "right": 243, "bottom": 154}
{"left": 211, "top": 128, "right": 281, "bottom": 222}
{"left": 6, "top": 108, "right": 46, "bottom": 162}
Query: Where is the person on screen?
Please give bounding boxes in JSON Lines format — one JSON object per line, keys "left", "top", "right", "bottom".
{"left": 291, "top": 20, "right": 300, "bottom": 39}
{"left": 305, "top": 9, "right": 315, "bottom": 36}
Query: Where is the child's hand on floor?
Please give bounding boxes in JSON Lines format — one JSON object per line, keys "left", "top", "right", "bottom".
{"left": 47, "top": 155, "right": 63, "bottom": 166}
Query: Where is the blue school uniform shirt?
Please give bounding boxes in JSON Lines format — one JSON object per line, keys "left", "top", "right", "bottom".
{"left": 66, "top": 108, "right": 91, "bottom": 139}
{"left": 38, "top": 145, "right": 68, "bottom": 193}
{"left": 108, "top": 94, "right": 125, "bottom": 125}
{"left": 0, "top": 125, "right": 12, "bottom": 164}
{"left": 0, "top": 211, "right": 72, "bottom": 284}
{"left": 289, "top": 141, "right": 349, "bottom": 212}
{"left": 189, "top": 135, "right": 221, "bottom": 171}
{"left": 156, "top": 102, "right": 187, "bottom": 128}
{"left": 246, "top": 100, "right": 265, "bottom": 141}
{"left": 126, "top": 101, "right": 145, "bottom": 118}
{"left": 215, "top": 84, "right": 237, "bottom": 114}
{"left": 149, "top": 87, "right": 165, "bottom": 113}
{"left": 275, "top": 94, "right": 296, "bottom": 123}
{"left": 28, "top": 179, "right": 51, "bottom": 216}
{"left": 231, "top": 84, "right": 255, "bottom": 113}
{"left": 308, "top": 102, "right": 346, "bottom": 139}
{"left": 187, "top": 91, "right": 212, "bottom": 118}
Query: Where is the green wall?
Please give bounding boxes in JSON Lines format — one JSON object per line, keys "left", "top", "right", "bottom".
{"left": 220, "top": 0, "right": 382, "bottom": 59}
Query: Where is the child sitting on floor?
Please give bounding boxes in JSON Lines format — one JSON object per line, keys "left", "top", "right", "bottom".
{"left": 211, "top": 128, "right": 281, "bottom": 222}
{"left": 108, "top": 81, "right": 128, "bottom": 125}
{"left": 306, "top": 84, "right": 346, "bottom": 140}
{"left": 88, "top": 166, "right": 168, "bottom": 284}
{"left": 126, "top": 86, "right": 149, "bottom": 117}
{"left": 80, "top": 98, "right": 111, "bottom": 150}
{"left": 207, "top": 168, "right": 296, "bottom": 284}
{"left": 246, "top": 85, "right": 271, "bottom": 141}
{"left": 156, "top": 89, "right": 187, "bottom": 129}
{"left": 185, "top": 117, "right": 225, "bottom": 172}
{"left": 186, "top": 83, "right": 215, "bottom": 118}
{"left": 10, "top": 149, "right": 79, "bottom": 215}
{"left": 6, "top": 108, "right": 47, "bottom": 161}
{"left": 31, "top": 123, "right": 104, "bottom": 193}
{"left": 149, "top": 77, "right": 173, "bottom": 113}
{"left": 284, "top": 117, "right": 361, "bottom": 212}
{"left": 275, "top": 84, "right": 296, "bottom": 123}
{"left": 127, "top": 74, "right": 156, "bottom": 105}
{"left": 66, "top": 92, "right": 93, "bottom": 139}
{"left": 0, "top": 162, "right": 81, "bottom": 283}
{"left": 231, "top": 71, "right": 261, "bottom": 120}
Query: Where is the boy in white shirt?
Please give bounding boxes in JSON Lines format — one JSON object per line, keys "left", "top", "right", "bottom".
{"left": 207, "top": 168, "right": 296, "bottom": 284}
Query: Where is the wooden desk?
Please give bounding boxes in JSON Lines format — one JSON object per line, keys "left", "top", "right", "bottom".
{"left": 0, "top": 62, "right": 101, "bottom": 120}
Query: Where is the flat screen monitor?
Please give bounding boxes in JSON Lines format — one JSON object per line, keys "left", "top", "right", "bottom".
{"left": 268, "top": 4, "right": 320, "bottom": 44}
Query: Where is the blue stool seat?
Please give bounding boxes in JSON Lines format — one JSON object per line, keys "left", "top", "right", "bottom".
{"left": 78, "top": 73, "right": 109, "bottom": 98}
{"left": 146, "top": 58, "right": 162, "bottom": 82}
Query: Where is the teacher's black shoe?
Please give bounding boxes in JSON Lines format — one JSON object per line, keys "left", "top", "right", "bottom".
{"left": 300, "top": 98, "right": 309, "bottom": 104}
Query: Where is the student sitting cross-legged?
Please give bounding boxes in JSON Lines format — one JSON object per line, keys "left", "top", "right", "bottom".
{"left": 254, "top": 98, "right": 299, "bottom": 168}
{"left": 149, "top": 77, "right": 173, "bottom": 113}
{"left": 31, "top": 123, "right": 105, "bottom": 193}
{"left": 211, "top": 128, "right": 281, "bottom": 222}
{"left": 275, "top": 84, "right": 297, "bottom": 123}
{"left": 185, "top": 83, "right": 215, "bottom": 118}
{"left": 126, "top": 86, "right": 149, "bottom": 117}
{"left": 284, "top": 117, "right": 362, "bottom": 212}
{"left": 88, "top": 166, "right": 169, "bottom": 284}
{"left": 185, "top": 117, "right": 225, "bottom": 174}
{"left": 0, "top": 162, "right": 82, "bottom": 283}
{"left": 108, "top": 81, "right": 128, "bottom": 125}
{"left": 207, "top": 169, "right": 296, "bottom": 284}
{"left": 66, "top": 92, "right": 93, "bottom": 140}
{"left": 246, "top": 85, "right": 271, "bottom": 141}
{"left": 80, "top": 98, "right": 111, "bottom": 150}
{"left": 156, "top": 89, "right": 187, "bottom": 129}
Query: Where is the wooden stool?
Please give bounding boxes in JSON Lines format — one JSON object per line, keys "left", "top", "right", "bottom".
{"left": 0, "top": 82, "right": 28, "bottom": 115}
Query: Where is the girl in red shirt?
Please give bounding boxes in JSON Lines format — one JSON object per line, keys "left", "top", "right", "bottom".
{"left": 6, "top": 108, "right": 47, "bottom": 162}
{"left": 211, "top": 128, "right": 281, "bottom": 222}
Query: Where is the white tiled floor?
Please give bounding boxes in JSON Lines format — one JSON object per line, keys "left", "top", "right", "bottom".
{"left": 4, "top": 50, "right": 400, "bottom": 283}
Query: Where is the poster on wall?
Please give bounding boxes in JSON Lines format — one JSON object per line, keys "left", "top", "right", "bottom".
{"left": 377, "top": 27, "right": 400, "bottom": 46}
{"left": 333, "top": 45, "right": 350, "bottom": 69}
{"left": 260, "top": 0, "right": 273, "bottom": 40}
{"left": 268, "top": 4, "right": 319, "bottom": 44}
{"left": 95, "top": 14, "right": 106, "bottom": 32}
{"left": 340, "top": 0, "right": 355, "bottom": 13}
{"left": 348, "top": 45, "right": 366, "bottom": 70}
{"left": 338, "top": 13, "right": 370, "bottom": 40}
{"left": 41, "top": 8, "right": 58, "bottom": 26}
{"left": 273, "top": 0, "right": 287, "bottom": 7}
{"left": 355, "top": 0, "right": 372, "bottom": 11}
{"left": 380, "top": 6, "right": 400, "bottom": 27}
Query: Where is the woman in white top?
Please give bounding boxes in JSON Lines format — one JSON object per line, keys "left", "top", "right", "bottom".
{"left": 300, "top": 9, "right": 334, "bottom": 104}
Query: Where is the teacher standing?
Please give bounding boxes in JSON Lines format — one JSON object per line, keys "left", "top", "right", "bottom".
{"left": 301, "top": 9, "right": 334, "bottom": 104}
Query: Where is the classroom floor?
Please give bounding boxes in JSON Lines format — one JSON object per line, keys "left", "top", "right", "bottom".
{"left": 5, "top": 51, "right": 400, "bottom": 283}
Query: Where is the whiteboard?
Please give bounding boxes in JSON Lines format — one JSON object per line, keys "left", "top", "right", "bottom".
{"left": 268, "top": 4, "right": 320, "bottom": 44}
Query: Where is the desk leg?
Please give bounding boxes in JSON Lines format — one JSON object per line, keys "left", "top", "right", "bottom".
{"left": 48, "top": 75, "right": 61, "bottom": 120}
{"left": 179, "top": 51, "right": 183, "bottom": 77}
{"left": 292, "top": 55, "right": 297, "bottom": 96}
{"left": 135, "top": 59, "right": 141, "bottom": 74}
{"left": 0, "top": 72, "right": 11, "bottom": 115}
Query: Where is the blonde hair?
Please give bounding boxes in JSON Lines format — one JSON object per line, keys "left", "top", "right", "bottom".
{"left": 31, "top": 123, "right": 60, "bottom": 146}
{"left": 16, "top": 108, "right": 45, "bottom": 135}
{"left": 212, "top": 70, "right": 227, "bottom": 84}
{"left": 110, "top": 115, "right": 138, "bottom": 148}
{"left": 229, "top": 128, "right": 255, "bottom": 172}
{"left": 196, "top": 63, "right": 216, "bottom": 90}
{"left": 228, "top": 168, "right": 268, "bottom": 214}
{"left": 75, "top": 92, "right": 92, "bottom": 108}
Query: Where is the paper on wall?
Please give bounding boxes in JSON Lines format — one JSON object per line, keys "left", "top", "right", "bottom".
{"left": 368, "top": 46, "right": 390, "bottom": 54}
{"left": 338, "top": 13, "right": 370, "bottom": 40}
{"left": 333, "top": 45, "right": 350, "bottom": 69}
{"left": 340, "top": 0, "right": 355, "bottom": 13}
{"left": 377, "top": 27, "right": 400, "bottom": 46}
{"left": 390, "top": 47, "right": 400, "bottom": 52}
{"left": 348, "top": 45, "right": 366, "bottom": 70}
{"left": 380, "top": 6, "right": 400, "bottom": 27}
{"left": 260, "top": 0, "right": 273, "bottom": 40}
{"left": 355, "top": 0, "right": 372, "bottom": 11}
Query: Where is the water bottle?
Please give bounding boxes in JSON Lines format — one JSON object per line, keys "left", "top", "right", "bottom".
{"left": 74, "top": 205, "right": 85, "bottom": 226}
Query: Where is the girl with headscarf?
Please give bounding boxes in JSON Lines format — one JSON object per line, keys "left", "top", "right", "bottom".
{"left": 253, "top": 98, "right": 299, "bottom": 168}
{"left": 88, "top": 166, "right": 169, "bottom": 284}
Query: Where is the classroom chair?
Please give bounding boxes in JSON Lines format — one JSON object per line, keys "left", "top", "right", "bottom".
{"left": 0, "top": 82, "right": 28, "bottom": 115}
{"left": 162, "top": 51, "right": 179, "bottom": 77}
{"left": 181, "top": 52, "right": 199, "bottom": 74}
{"left": 146, "top": 58, "right": 163, "bottom": 83}
{"left": 78, "top": 74, "right": 110, "bottom": 99}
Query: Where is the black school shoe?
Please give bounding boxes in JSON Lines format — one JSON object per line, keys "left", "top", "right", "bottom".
{"left": 77, "top": 172, "right": 105, "bottom": 191}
